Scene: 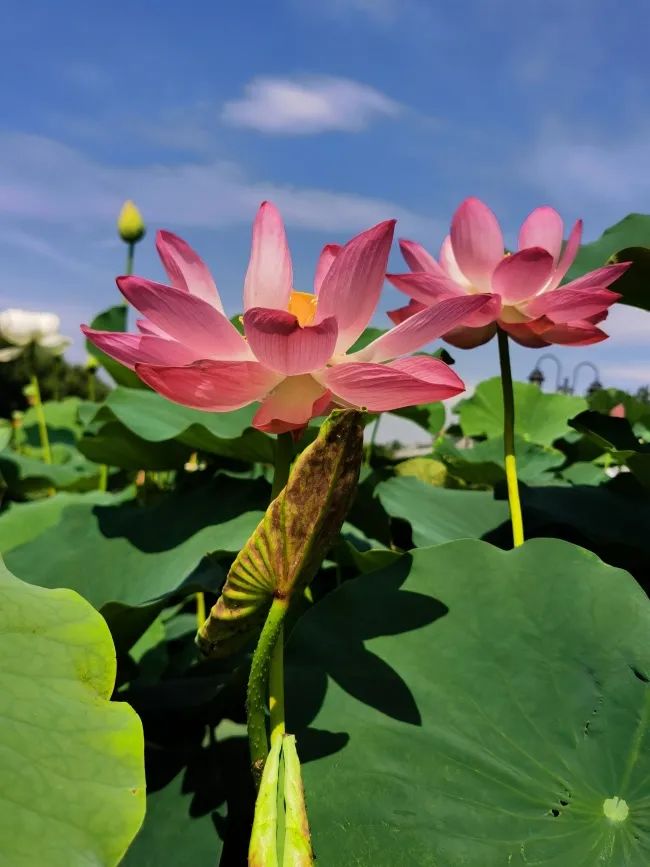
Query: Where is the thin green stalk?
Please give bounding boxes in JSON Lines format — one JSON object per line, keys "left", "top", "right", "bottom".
{"left": 125, "top": 241, "right": 135, "bottom": 276}
{"left": 98, "top": 464, "right": 108, "bottom": 492}
{"left": 247, "top": 432, "right": 294, "bottom": 783}
{"left": 272, "top": 432, "right": 294, "bottom": 499}
{"left": 269, "top": 623, "right": 285, "bottom": 746}
{"left": 268, "top": 433, "right": 293, "bottom": 748}
{"left": 30, "top": 373, "right": 52, "bottom": 465}
{"left": 195, "top": 590, "right": 206, "bottom": 631}
{"left": 87, "top": 370, "right": 96, "bottom": 403}
{"left": 247, "top": 596, "right": 289, "bottom": 785}
{"left": 365, "top": 414, "right": 381, "bottom": 466}
{"left": 496, "top": 328, "right": 524, "bottom": 547}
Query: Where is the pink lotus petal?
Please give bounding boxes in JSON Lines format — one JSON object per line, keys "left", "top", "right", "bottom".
{"left": 491, "top": 247, "right": 555, "bottom": 304}
{"left": 350, "top": 294, "right": 500, "bottom": 363}
{"left": 243, "top": 201, "right": 293, "bottom": 312}
{"left": 387, "top": 300, "right": 426, "bottom": 325}
{"left": 450, "top": 198, "right": 504, "bottom": 291}
{"left": 439, "top": 236, "right": 472, "bottom": 287}
{"left": 323, "top": 356, "right": 465, "bottom": 411}
{"left": 136, "top": 318, "right": 168, "bottom": 337}
{"left": 444, "top": 322, "right": 497, "bottom": 348}
{"left": 498, "top": 321, "right": 550, "bottom": 348}
{"left": 81, "top": 329, "right": 142, "bottom": 370}
{"left": 314, "top": 244, "right": 341, "bottom": 294}
{"left": 524, "top": 287, "right": 621, "bottom": 323}
{"left": 252, "top": 374, "right": 330, "bottom": 433}
{"left": 535, "top": 320, "right": 608, "bottom": 346}
{"left": 156, "top": 230, "right": 223, "bottom": 312}
{"left": 518, "top": 207, "right": 564, "bottom": 263}
{"left": 82, "top": 326, "right": 201, "bottom": 369}
{"left": 316, "top": 219, "right": 396, "bottom": 353}
{"left": 549, "top": 219, "right": 582, "bottom": 289}
{"left": 560, "top": 262, "right": 631, "bottom": 292}
{"left": 243, "top": 308, "right": 338, "bottom": 375}
{"left": 399, "top": 239, "right": 446, "bottom": 276}
{"left": 386, "top": 272, "right": 462, "bottom": 305}
{"left": 135, "top": 359, "right": 281, "bottom": 411}
{"left": 610, "top": 403, "right": 626, "bottom": 418}
{"left": 117, "top": 276, "right": 252, "bottom": 361}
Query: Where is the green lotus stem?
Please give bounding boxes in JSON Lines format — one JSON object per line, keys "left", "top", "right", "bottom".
{"left": 246, "top": 432, "right": 294, "bottom": 782}
{"left": 98, "top": 464, "right": 108, "bottom": 492}
{"left": 87, "top": 369, "right": 96, "bottom": 403}
{"left": 30, "top": 374, "right": 52, "bottom": 465}
{"left": 268, "top": 433, "right": 293, "bottom": 744}
{"left": 365, "top": 414, "right": 381, "bottom": 466}
{"left": 247, "top": 595, "right": 289, "bottom": 785}
{"left": 269, "top": 622, "right": 285, "bottom": 746}
{"left": 125, "top": 241, "right": 135, "bottom": 276}
{"left": 272, "top": 432, "right": 294, "bottom": 499}
{"left": 195, "top": 590, "right": 206, "bottom": 632}
{"left": 497, "top": 328, "right": 524, "bottom": 547}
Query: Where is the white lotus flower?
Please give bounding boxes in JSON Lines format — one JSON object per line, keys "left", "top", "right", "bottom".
{"left": 0, "top": 309, "right": 71, "bottom": 361}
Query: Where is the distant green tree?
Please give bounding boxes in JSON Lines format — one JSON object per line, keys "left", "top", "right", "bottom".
{"left": 0, "top": 346, "right": 109, "bottom": 417}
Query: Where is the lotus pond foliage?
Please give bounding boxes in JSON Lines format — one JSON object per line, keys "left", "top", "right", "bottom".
{"left": 1, "top": 198, "right": 649, "bottom": 866}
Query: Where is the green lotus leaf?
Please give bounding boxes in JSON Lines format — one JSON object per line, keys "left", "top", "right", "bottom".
{"left": 456, "top": 377, "right": 587, "bottom": 446}
{"left": 0, "top": 557, "right": 145, "bottom": 866}
{"left": 79, "top": 386, "right": 275, "bottom": 466}
{"left": 286, "top": 538, "right": 650, "bottom": 865}
{"left": 566, "top": 213, "right": 650, "bottom": 311}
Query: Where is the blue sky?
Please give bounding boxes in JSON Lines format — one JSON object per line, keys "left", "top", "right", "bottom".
{"left": 1, "top": 0, "right": 649, "bottom": 434}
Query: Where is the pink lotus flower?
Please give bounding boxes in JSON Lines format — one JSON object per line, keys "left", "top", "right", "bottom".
{"left": 83, "top": 202, "right": 495, "bottom": 433}
{"left": 387, "top": 197, "right": 630, "bottom": 349}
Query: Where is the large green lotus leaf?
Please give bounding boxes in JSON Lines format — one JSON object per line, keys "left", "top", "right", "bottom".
{"left": 566, "top": 213, "right": 650, "bottom": 311}
{"left": 434, "top": 435, "right": 565, "bottom": 486}
{"left": 121, "top": 719, "right": 252, "bottom": 867}
{"left": 286, "top": 539, "right": 650, "bottom": 865}
{"left": 456, "top": 378, "right": 587, "bottom": 445}
{"left": 389, "top": 401, "right": 446, "bottom": 436}
{"left": 394, "top": 456, "right": 449, "bottom": 486}
{"left": 0, "top": 489, "right": 129, "bottom": 553}
{"left": 557, "top": 461, "right": 609, "bottom": 487}
{"left": 0, "top": 443, "right": 100, "bottom": 496}
{"left": 570, "top": 410, "right": 648, "bottom": 456}
{"left": 22, "top": 396, "right": 84, "bottom": 446}
{"left": 588, "top": 388, "right": 650, "bottom": 428}
{"left": 0, "top": 557, "right": 145, "bottom": 866}
{"left": 79, "top": 420, "right": 193, "bottom": 470}
{"left": 377, "top": 476, "right": 509, "bottom": 546}
{"left": 379, "top": 474, "right": 650, "bottom": 562}
{"left": 80, "top": 386, "right": 274, "bottom": 465}
{"left": 86, "top": 304, "right": 148, "bottom": 388}
{"left": 5, "top": 474, "right": 268, "bottom": 611}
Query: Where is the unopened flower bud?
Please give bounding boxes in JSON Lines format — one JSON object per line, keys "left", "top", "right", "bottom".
{"left": 117, "top": 200, "right": 146, "bottom": 244}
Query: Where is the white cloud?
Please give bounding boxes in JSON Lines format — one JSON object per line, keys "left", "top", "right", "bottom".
{"left": 600, "top": 361, "right": 650, "bottom": 386}
{"left": 329, "top": 0, "right": 401, "bottom": 21}
{"left": 0, "top": 229, "right": 95, "bottom": 275}
{"left": 524, "top": 122, "right": 650, "bottom": 230}
{"left": 604, "top": 304, "right": 650, "bottom": 346}
{"left": 293, "top": 0, "right": 427, "bottom": 25}
{"left": 222, "top": 75, "right": 401, "bottom": 135}
{"left": 0, "top": 131, "right": 437, "bottom": 238}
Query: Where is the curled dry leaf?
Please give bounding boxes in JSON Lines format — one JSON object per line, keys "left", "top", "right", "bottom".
{"left": 197, "top": 408, "right": 363, "bottom": 658}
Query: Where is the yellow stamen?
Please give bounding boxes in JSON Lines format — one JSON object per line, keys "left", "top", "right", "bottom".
{"left": 288, "top": 291, "right": 318, "bottom": 327}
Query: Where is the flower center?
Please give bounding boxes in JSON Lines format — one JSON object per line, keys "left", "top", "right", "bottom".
{"left": 288, "top": 291, "right": 318, "bottom": 327}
